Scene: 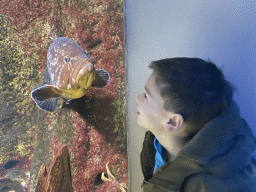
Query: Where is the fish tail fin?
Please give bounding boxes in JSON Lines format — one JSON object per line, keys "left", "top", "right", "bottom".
{"left": 33, "top": 98, "right": 57, "bottom": 112}
{"left": 91, "top": 69, "right": 110, "bottom": 88}
{"left": 62, "top": 98, "right": 71, "bottom": 104}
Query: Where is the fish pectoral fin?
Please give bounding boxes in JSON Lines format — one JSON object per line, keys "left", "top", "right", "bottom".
{"left": 33, "top": 98, "right": 57, "bottom": 112}
{"left": 91, "top": 69, "right": 110, "bottom": 88}
{"left": 31, "top": 84, "right": 61, "bottom": 101}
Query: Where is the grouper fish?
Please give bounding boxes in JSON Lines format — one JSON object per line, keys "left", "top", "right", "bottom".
{"left": 31, "top": 36, "right": 110, "bottom": 112}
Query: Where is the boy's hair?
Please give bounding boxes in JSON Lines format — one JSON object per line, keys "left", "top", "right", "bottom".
{"left": 149, "top": 57, "right": 237, "bottom": 126}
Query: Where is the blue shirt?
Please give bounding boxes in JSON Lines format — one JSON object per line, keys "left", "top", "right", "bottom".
{"left": 153, "top": 137, "right": 167, "bottom": 173}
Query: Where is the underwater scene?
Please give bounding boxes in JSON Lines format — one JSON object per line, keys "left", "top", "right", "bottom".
{"left": 0, "top": 0, "right": 126, "bottom": 191}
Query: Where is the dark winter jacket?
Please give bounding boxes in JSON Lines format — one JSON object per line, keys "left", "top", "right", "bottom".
{"left": 140, "top": 101, "right": 256, "bottom": 192}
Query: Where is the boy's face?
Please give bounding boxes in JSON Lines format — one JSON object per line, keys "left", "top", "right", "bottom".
{"left": 136, "top": 71, "right": 170, "bottom": 133}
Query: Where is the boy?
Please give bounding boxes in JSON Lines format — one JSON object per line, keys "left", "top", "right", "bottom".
{"left": 136, "top": 58, "right": 256, "bottom": 192}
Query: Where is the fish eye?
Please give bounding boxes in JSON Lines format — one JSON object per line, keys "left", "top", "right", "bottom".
{"left": 64, "top": 57, "right": 70, "bottom": 62}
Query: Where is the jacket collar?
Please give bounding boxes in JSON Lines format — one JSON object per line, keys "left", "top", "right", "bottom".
{"left": 180, "top": 100, "right": 242, "bottom": 164}
{"left": 145, "top": 101, "right": 256, "bottom": 190}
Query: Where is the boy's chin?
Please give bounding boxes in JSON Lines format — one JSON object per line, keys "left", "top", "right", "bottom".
{"left": 137, "top": 119, "right": 141, "bottom": 127}
{"left": 137, "top": 118, "right": 143, "bottom": 128}
{"left": 137, "top": 120, "right": 148, "bottom": 130}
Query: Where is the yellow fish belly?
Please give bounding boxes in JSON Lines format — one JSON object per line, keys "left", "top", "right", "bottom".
{"left": 59, "top": 70, "right": 96, "bottom": 99}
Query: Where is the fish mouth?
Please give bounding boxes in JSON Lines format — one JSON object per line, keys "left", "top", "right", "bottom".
{"left": 76, "top": 63, "right": 94, "bottom": 82}
{"left": 71, "top": 59, "right": 93, "bottom": 87}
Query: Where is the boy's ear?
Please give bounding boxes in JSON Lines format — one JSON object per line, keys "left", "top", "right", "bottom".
{"left": 164, "top": 113, "right": 184, "bottom": 132}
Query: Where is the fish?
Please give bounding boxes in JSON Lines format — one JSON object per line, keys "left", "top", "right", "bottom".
{"left": 31, "top": 36, "right": 110, "bottom": 112}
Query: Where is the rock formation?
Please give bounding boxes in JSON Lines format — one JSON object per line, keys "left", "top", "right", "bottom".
{"left": 35, "top": 145, "right": 73, "bottom": 192}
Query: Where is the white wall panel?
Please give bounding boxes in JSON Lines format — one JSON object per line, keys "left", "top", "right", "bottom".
{"left": 125, "top": 1, "right": 256, "bottom": 191}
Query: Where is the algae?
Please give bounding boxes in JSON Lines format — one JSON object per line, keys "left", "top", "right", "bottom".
{"left": 0, "top": 14, "right": 36, "bottom": 162}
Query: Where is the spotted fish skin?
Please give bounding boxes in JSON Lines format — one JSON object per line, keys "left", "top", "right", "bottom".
{"left": 31, "top": 37, "right": 110, "bottom": 112}
{"left": 47, "top": 37, "right": 92, "bottom": 90}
